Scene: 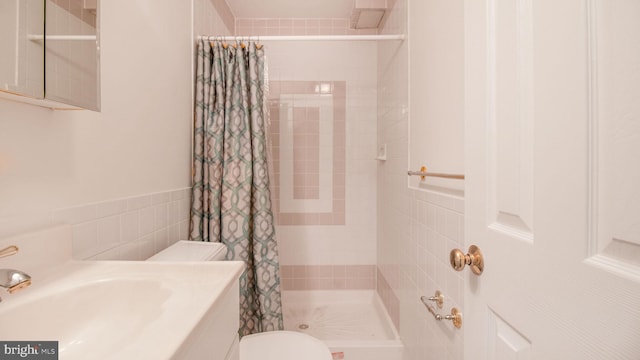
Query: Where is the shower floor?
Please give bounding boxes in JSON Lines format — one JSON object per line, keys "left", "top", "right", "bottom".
{"left": 282, "top": 290, "right": 403, "bottom": 360}
{"left": 283, "top": 290, "right": 395, "bottom": 341}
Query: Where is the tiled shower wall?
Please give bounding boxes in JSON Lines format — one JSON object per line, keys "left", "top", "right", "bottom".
{"left": 377, "top": 0, "right": 464, "bottom": 359}
{"left": 269, "top": 80, "right": 346, "bottom": 226}
{"left": 265, "top": 39, "right": 378, "bottom": 286}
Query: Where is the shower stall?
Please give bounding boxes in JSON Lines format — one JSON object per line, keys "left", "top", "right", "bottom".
{"left": 262, "top": 37, "right": 403, "bottom": 359}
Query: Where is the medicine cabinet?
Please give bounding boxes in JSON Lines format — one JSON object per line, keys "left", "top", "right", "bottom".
{"left": 0, "top": 0, "right": 100, "bottom": 111}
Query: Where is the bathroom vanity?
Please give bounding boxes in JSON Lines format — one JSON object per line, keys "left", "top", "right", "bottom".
{"left": 0, "top": 226, "right": 243, "bottom": 359}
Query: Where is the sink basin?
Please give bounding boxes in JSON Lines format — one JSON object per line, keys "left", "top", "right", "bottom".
{"left": 0, "top": 260, "right": 244, "bottom": 359}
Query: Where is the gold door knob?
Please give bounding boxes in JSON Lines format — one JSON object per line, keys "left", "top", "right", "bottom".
{"left": 450, "top": 245, "right": 484, "bottom": 275}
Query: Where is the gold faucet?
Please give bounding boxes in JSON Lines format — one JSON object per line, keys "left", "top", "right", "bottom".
{"left": 0, "top": 246, "right": 32, "bottom": 299}
{"left": 0, "top": 245, "right": 19, "bottom": 259}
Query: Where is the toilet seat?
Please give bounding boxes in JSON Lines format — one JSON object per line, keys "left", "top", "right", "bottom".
{"left": 239, "top": 331, "right": 332, "bottom": 360}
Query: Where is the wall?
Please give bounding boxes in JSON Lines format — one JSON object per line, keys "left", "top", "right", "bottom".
{"left": 377, "top": 0, "right": 465, "bottom": 359}
{"left": 236, "top": 17, "right": 377, "bottom": 36}
{"left": 0, "top": 0, "right": 196, "bottom": 259}
{"left": 408, "top": 0, "right": 464, "bottom": 193}
{"left": 251, "top": 22, "right": 378, "bottom": 290}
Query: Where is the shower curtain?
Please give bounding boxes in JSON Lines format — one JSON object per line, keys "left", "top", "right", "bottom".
{"left": 190, "top": 39, "right": 283, "bottom": 336}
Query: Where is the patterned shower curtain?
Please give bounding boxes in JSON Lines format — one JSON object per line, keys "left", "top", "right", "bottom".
{"left": 190, "top": 39, "right": 283, "bottom": 336}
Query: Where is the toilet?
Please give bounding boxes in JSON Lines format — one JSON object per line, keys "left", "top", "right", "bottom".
{"left": 146, "top": 240, "right": 333, "bottom": 360}
{"left": 240, "top": 330, "right": 332, "bottom": 360}
{"left": 146, "top": 240, "right": 227, "bottom": 261}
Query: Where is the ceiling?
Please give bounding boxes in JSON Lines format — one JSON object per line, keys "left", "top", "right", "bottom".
{"left": 225, "top": 0, "right": 355, "bottom": 19}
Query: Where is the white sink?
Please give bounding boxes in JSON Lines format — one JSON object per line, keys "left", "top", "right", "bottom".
{"left": 0, "top": 260, "right": 244, "bottom": 359}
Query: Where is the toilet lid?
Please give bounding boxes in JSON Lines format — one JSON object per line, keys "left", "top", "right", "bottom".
{"left": 240, "top": 331, "right": 332, "bottom": 360}
{"left": 146, "top": 240, "right": 226, "bottom": 261}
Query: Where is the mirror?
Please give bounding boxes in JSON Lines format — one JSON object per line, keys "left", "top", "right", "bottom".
{"left": 0, "top": 0, "right": 44, "bottom": 99}
{"left": 0, "top": 0, "right": 100, "bottom": 111}
{"left": 45, "top": 0, "right": 100, "bottom": 110}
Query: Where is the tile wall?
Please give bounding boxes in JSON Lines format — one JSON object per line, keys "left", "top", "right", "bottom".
{"left": 269, "top": 80, "right": 346, "bottom": 226}
{"left": 266, "top": 39, "right": 378, "bottom": 269}
{"left": 53, "top": 188, "right": 191, "bottom": 260}
{"left": 377, "top": 0, "right": 465, "bottom": 359}
{"left": 280, "top": 264, "right": 376, "bottom": 290}
{"left": 236, "top": 18, "right": 377, "bottom": 37}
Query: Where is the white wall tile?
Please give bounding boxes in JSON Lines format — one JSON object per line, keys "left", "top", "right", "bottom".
{"left": 72, "top": 221, "right": 97, "bottom": 259}
{"left": 152, "top": 192, "right": 171, "bottom": 205}
{"left": 154, "top": 203, "right": 168, "bottom": 231}
{"left": 377, "top": 1, "right": 464, "bottom": 358}
{"left": 179, "top": 198, "right": 190, "bottom": 221}
{"left": 127, "top": 195, "right": 152, "bottom": 211}
{"left": 96, "top": 199, "right": 127, "bottom": 219}
{"left": 269, "top": 40, "right": 378, "bottom": 266}
{"left": 89, "top": 246, "right": 120, "bottom": 261}
{"left": 168, "top": 224, "right": 180, "bottom": 246}
{"left": 118, "top": 242, "right": 140, "bottom": 261}
{"left": 121, "top": 211, "right": 139, "bottom": 244}
{"left": 139, "top": 206, "right": 156, "bottom": 236}
{"left": 154, "top": 228, "right": 169, "bottom": 253}
{"left": 139, "top": 234, "right": 155, "bottom": 260}
{"left": 97, "top": 215, "right": 120, "bottom": 252}
{"left": 169, "top": 200, "right": 180, "bottom": 225}
{"left": 179, "top": 219, "right": 189, "bottom": 240}
{"left": 53, "top": 188, "right": 189, "bottom": 260}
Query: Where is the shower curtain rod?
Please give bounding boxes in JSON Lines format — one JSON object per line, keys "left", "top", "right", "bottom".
{"left": 198, "top": 34, "right": 405, "bottom": 41}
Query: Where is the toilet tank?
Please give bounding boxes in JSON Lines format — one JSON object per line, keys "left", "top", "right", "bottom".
{"left": 146, "top": 240, "right": 227, "bottom": 261}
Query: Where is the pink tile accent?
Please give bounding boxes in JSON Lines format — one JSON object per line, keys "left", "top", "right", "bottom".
{"left": 293, "top": 278, "right": 307, "bottom": 290}
{"left": 292, "top": 265, "right": 307, "bottom": 278}
{"left": 318, "top": 19, "right": 333, "bottom": 27}
{"left": 293, "top": 106, "right": 320, "bottom": 200}
{"left": 377, "top": 269, "right": 400, "bottom": 330}
{"left": 332, "top": 213, "right": 346, "bottom": 225}
{"left": 332, "top": 19, "right": 348, "bottom": 28}
{"left": 234, "top": 17, "right": 370, "bottom": 37}
{"left": 236, "top": 19, "right": 253, "bottom": 27}
{"left": 280, "top": 265, "right": 294, "bottom": 277}
{"left": 282, "top": 278, "right": 295, "bottom": 290}
{"left": 307, "top": 265, "right": 333, "bottom": 277}
{"left": 269, "top": 81, "right": 347, "bottom": 226}
{"left": 280, "top": 265, "right": 376, "bottom": 290}
{"left": 266, "top": 19, "right": 280, "bottom": 27}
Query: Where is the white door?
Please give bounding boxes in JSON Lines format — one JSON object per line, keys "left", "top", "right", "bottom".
{"left": 464, "top": 0, "right": 640, "bottom": 358}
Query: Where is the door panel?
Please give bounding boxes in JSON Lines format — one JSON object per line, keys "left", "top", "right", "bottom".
{"left": 487, "top": 0, "right": 535, "bottom": 239}
{"left": 487, "top": 310, "right": 532, "bottom": 360}
{"left": 465, "top": 0, "right": 640, "bottom": 358}
{"left": 588, "top": 0, "right": 640, "bottom": 279}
